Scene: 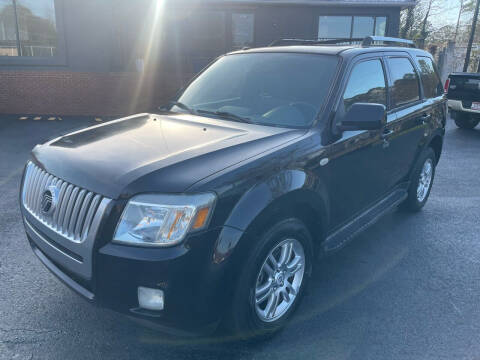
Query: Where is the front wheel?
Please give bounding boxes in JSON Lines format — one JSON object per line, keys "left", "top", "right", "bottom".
{"left": 225, "top": 218, "right": 313, "bottom": 340}
{"left": 454, "top": 114, "right": 479, "bottom": 129}
{"left": 401, "top": 147, "right": 436, "bottom": 212}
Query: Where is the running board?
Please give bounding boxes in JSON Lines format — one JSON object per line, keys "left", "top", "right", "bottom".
{"left": 323, "top": 189, "right": 408, "bottom": 252}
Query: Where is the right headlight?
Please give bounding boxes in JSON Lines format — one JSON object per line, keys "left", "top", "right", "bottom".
{"left": 113, "top": 193, "right": 216, "bottom": 247}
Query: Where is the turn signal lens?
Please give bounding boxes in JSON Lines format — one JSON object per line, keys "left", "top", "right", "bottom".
{"left": 192, "top": 207, "right": 211, "bottom": 230}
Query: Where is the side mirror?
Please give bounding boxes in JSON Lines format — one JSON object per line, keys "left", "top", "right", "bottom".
{"left": 338, "top": 103, "right": 386, "bottom": 131}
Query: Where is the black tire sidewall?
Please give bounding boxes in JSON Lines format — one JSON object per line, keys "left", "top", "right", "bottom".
{"left": 228, "top": 218, "right": 313, "bottom": 339}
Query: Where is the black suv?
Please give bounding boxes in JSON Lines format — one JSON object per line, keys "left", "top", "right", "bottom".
{"left": 20, "top": 36, "right": 446, "bottom": 338}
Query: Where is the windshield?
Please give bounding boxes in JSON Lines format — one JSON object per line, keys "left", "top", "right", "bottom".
{"left": 174, "top": 53, "right": 339, "bottom": 128}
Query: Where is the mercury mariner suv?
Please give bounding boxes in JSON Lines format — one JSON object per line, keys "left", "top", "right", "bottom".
{"left": 20, "top": 36, "right": 446, "bottom": 338}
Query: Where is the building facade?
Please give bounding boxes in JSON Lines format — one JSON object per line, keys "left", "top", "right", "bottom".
{"left": 0, "top": 0, "right": 415, "bottom": 117}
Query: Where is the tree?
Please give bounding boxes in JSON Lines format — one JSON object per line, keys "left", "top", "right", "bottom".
{"left": 464, "top": 0, "right": 480, "bottom": 71}
{"left": 454, "top": 0, "right": 465, "bottom": 42}
{"left": 400, "top": 7, "right": 415, "bottom": 38}
{"left": 400, "top": 0, "right": 439, "bottom": 47}
{"left": 418, "top": 0, "right": 436, "bottom": 48}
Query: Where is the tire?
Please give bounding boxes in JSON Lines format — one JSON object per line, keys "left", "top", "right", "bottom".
{"left": 401, "top": 147, "right": 436, "bottom": 212}
{"left": 225, "top": 218, "right": 313, "bottom": 341}
{"left": 454, "top": 114, "right": 479, "bottom": 129}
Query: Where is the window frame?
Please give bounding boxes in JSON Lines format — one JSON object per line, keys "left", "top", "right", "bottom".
{"left": 0, "top": 0, "right": 66, "bottom": 66}
{"left": 385, "top": 55, "right": 423, "bottom": 111}
{"left": 333, "top": 54, "right": 389, "bottom": 128}
{"left": 317, "top": 15, "right": 389, "bottom": 40}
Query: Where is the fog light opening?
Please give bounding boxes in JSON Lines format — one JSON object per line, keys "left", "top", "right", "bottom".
{"left": 138, "top": 286, "right": 164, "bottom": 311}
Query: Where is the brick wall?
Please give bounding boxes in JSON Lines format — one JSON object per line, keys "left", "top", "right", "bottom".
{"left": 0, "top": 70, "right": 184, "bottom": 117}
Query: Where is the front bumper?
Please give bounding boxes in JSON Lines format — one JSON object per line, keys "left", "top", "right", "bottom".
{"left": 24, "top": 213, "right": 240, "bottom": 336}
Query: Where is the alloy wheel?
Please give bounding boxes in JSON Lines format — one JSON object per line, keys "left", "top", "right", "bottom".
{"left": 254, "top": 238, "right": 305, "bottom": 322}
{"left": 417, "top": 158, "right": 433, "bottom": 202}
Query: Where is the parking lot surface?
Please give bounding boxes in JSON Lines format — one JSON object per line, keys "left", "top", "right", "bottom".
{"left": 1, "top": 116, "right": 480, "bottom": 359}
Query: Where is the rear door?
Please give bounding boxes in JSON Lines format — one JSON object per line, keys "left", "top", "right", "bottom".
{"left": 414, "top": 55, "right": 446, "bottom": 146}
{"left": 382, "top": 54, "right": 429, "bottom": 190}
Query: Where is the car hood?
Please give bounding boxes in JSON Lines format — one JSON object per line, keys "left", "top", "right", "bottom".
{"left": 32, "top": 113, "right": 305, "bottom": 199}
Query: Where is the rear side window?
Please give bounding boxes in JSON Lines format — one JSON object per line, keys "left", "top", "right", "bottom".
{"left": 342, "top": 59, "right": 387, "bottom": 112}
{"left": 416, "top": 57, "right": 443, "bottom": 98}
{"left": 388, "top": 57, "right": 420, "bottom": 108}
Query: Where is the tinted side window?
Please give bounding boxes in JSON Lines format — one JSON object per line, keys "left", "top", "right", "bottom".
{"left": 416, "top": 56, "right": 443, "bottom": 98}
{"left": 388, "top": 57, "right": 420, "bottom": 107}
{"left": 343, "top": 59, "right": 387, "bottom": 112}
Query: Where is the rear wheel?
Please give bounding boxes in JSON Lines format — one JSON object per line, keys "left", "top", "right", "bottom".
{"left": 401, "top": 147, "right": 436, "bottom": 212}
{"left": 226, "top": 218, "right": 313, "bottom": 340}
{"left": 454, "top": 114, "right": 479, "bottom": 129}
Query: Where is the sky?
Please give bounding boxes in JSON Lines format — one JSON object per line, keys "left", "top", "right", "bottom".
{"left": 429, "top": 0, "right": 464, "bottom": 29}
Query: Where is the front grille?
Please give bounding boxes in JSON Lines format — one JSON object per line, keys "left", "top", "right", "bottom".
{"left": 22, "top": 162, "right": 103, "bottom": 243}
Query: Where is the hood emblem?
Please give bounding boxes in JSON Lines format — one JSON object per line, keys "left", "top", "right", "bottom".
{"left": 41, "top": 185, "right": 59, "bottom": 216}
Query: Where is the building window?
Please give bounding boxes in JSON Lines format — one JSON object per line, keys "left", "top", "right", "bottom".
{"left": 0, "top": 0, "right": 18, "bottom": 55}
{"left": 232, "top": 13, "right": 254, "bottom": 49}
{"left": 318, "top": 15, "right": 386, "bottom": 40}
{"left": 352, "top": 16, "right": 374, "bottom": 38}
{"left": 0, "top": 0, "right": 57, "bottom": 57}
{"left": 318, "top": 16, "right": 351, "bottom": 39}
{"left": 375, "top": 16, "right": 387, "bottom": 36}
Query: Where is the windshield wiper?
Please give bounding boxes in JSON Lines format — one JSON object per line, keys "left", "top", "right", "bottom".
{"left": 196, "top": 109, "right": 252, "bottom": 124}
{"left": 158, "top": 101, "right": 197, "bottom": 115}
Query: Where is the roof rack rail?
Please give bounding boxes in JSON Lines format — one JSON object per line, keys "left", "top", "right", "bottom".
{"left": 269, "top": 38, "right": 364, "bottom": 47}
{"left": 362, "top": 36, "right": 415, "bottom": 48}
{"left": 269, "top": 36, "right": 416, "bottom": 48}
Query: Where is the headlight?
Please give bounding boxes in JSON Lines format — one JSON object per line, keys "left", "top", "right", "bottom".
{"left": 113, "top": 193, "right": 216, "bottom": 247}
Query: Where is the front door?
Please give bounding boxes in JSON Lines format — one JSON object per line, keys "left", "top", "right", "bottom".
{"left": 322, "top": 56, "right": 391, "bottom": 230}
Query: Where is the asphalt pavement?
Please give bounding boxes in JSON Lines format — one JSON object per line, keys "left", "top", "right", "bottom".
{"left": 1, "top": 115, "right": 480, "bottom": 359}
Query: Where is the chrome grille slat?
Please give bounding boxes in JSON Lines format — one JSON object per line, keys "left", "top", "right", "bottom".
{"left": 43, "top": 175, "right": 55, "bottom": 216}
{"left": 57, "top": 184, "right": 73, "bottom": 230}
{"left": 69, "top": 189, "right": 86, "bottom": 236}
{"left": 21, "top": 162, "right": 105, "bottom": 243}
{"left": 62, "top": 187, "right": 79, "bottom": 233}
{"left": 35, "top": 172, "right": 49, "bottom": 213}
{"left": 25, "top": 165, "right": 35, "bottom": 205}
{"left": 53, "top": 181, "right": 67, "bottom": 226}
{"left": 30, "top": 168, "right": 43, "bottom": 212}
{"left": 28, "top": 166, "right": 39, "bottom": 206}
{"left": 75, "top": 192, "right": 93, "bottom": 239}
{"left": 82, "top": 195, "right": 101, "bottom": 241}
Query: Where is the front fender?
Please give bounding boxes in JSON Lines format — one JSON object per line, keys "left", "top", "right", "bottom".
{"left": 213, "top": 169, "right": 329, "bottom": 263}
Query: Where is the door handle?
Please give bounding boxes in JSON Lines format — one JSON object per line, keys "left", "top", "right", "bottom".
{"left": 419, "top": 114, "right": 432, "bottom": 124}
{"left": 381, "top": 129, "right": 394, "bottom": 148}
{"left": 381, "top": 129, "right": 394, "bottom": 139}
